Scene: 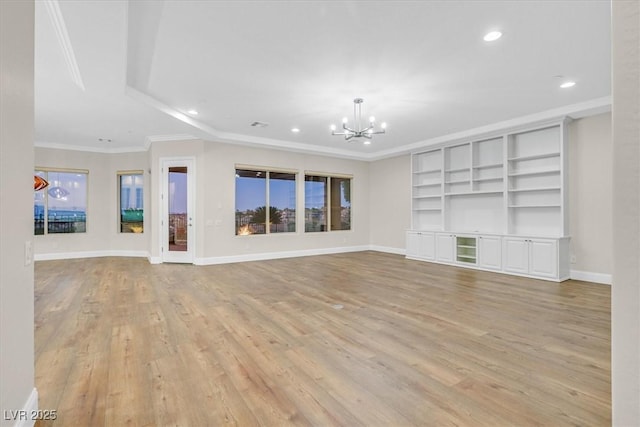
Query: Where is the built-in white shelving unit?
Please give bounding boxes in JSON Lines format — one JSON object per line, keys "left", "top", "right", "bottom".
{"left": 412, "top": 149, "right": 443, "bottom": 230}
{"left": 407, "top": 119, "right": 570, "bottom": 282}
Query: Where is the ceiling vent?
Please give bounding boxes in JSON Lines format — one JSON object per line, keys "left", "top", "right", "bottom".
{"left": 250, "top": 121, "right": 269, "bottom": 128}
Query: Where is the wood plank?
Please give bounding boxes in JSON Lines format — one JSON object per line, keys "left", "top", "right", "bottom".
{"left": 34, "top": 252, "right": 611, "bottom": 426}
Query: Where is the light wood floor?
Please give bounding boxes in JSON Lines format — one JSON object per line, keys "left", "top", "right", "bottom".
{"left": 34, "top": 252, "right": 610, "bottom": 426}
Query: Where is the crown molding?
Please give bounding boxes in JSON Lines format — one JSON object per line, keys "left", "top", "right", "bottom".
{"left": 126, "top": 85, "right": 367, "bottom": 160}
{"left": 363, "top": 96, "right": 612, "bottom": 161}
{"left": 34, "top": 140, "right": 148, "bottom": 154}
{"left": 43, "top": 0, "right": 85, "bottom": 91}
{"left": 36, "top": 95, "right": 611, "bottom": 161}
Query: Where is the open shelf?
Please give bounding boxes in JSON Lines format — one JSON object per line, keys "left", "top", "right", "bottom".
{"left": 456, "top": 236, "right": 477, "bottom": 264}
{"left": 508, "top": 167, "right": 560, "bottom": 177}
{"left": 508, "top": 186, "right": 561, "bottom": 193}
{"left": 413, "top": 169, "right": 442, "bottom": 175}
{"left": 444, "top": 167, "right": 469, "bottom": 173}
{"left": 508, "top": 204, "right": 561, "bottom": 208}
{"left": 508, "top": 152, "right": 560, "bottom": 162}
{"left": 445, "top": 179, "right": 470, "bottom": 185}
{"left": 473, "top": 177, "right": 503, "bottom": 183}
{"left": 473, "top": 162, "right": 503, "bottom": 170}
{"left": 413, "top": 195, "right": 442, "bottom": 199}
{"left": 413, "top": 182, "right": 441, "bottom": 188}
{"left": 445, "top": 190, "right": 504, "bottom": 196}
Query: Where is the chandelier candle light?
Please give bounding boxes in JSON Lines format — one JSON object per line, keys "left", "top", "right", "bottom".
{"left": 330, "top": 98, "right": 386, "bottom": 144}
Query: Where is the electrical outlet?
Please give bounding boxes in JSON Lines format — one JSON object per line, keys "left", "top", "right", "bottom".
{"left": 570, "top": 254, "right": 577, "bottom": 264}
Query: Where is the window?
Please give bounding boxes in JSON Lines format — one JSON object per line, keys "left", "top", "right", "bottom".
{"left": 118, "top": 171, "right": 144, "bottom": 233}
{"left": 305, "top": 174, "right": 351, "bottom": 232}
{"left": 34, "top": 168, "right": 88, "bottom": 235}
{"left": 235, "top": 168, "right": 296, "bottom": 235}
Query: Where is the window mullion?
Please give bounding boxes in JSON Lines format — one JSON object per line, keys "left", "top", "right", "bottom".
{"left": 327, "top": 177, "right": 331, "bottom": 231}
{"left": 265, "top": 171, "right": 270, "bottom": 234}
{"left": 44, "top": 171, "right": 49, "bottom": 235}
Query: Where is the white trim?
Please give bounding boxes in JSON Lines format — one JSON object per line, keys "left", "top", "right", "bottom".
{"left": 159, "top": 157, "right": 196, "bottom": 264}
{"left": 570, "top": 269, "right": 612, "bottom": 285}
{"left": 34, "top": 250, "right": 149, "bottom": 261}
{"left": 12, "top": 387, "right": 38, "bottom": 427}
{"left": 367, "top": 97, "right": 612, "bottom": 161}
{"left": 194, "top": 245, "right": 370, "bottom": 265}
{"left": 30, "top": 248, "right": 612, "bottom": 286}
{"left": 34, "top": 95, "right": 611, "bottom": 161}
{"left": 34, "top": 140, "right": 148, "bottom": 154}
{"left": 146, "top": 134, "right": 199, "bottom": 143}
{"left": 369, "top": 245, "right": 406, "bottom": 255}
{"left": 43, "top": 0, "right": 85, "bottom": 91}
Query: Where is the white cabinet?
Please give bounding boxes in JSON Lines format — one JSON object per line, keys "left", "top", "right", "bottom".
{"left": 406, "top": 231, "right": 435, "bottom": 260}
{"left": 478, "top": 235, "right": 502, "bottom": 270}
{"left": 503, "top": 237, "right": 530, "bottom": 274}
{"left": 503, "top": 237, "right": 558, "bottom": 279}
{"left": 529, "top": 239, "right": 558, "bottom": 278}
{"left": 407, "top": 119, "right": 570, "bottom": 282}
{"left": 436, "top": 233, "right": 455, "bottom": 263}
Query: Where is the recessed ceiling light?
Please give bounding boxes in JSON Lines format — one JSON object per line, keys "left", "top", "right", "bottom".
{"left": 560, "top": 81, "right": 576, "bottom": 89}
{"left": 187, "top": 109, "right": 198, "bottom": 115}
{"left": 291, "top": 128, "right": 300, "bottom": 133}
{"left": 484, "top": 31, "right": 502, "bottom": 42}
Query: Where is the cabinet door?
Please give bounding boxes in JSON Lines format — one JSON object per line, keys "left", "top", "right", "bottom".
{"left": 478, "top": 235, "right": 502, "bottom": 270}
{"left": 406, "top": 232, "right": 421, "bottom": 258}
{"left": 529, "top": 239, "right": 558, "bottom": 278}
{"left": 419, "top": 232, "right": 436, "bottom": 260}
{"left": 436, "top": 234, "right": 455, "bottom": 263}
{"left": 503, "top": 238, "right": 529, "bottom": 274}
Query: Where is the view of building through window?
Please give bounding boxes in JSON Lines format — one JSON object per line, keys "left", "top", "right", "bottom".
{"left": 119, "top": 172, "right": 144, "bottom": 233}
{"left": 34, "top": 169, "right": 88, "bottom": 235}
{"left": 305, "top": 175, "right": 351, "bottom": 232}
{"left": 235, "top": 169, "right": 296, "bottom": 235}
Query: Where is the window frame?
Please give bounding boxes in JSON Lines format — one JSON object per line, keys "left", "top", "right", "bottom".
{"left": 34, "top": 167, "right": 89, "bottom": 235}
{"left": 117, "top": 170, "right": 144, "bottom": 234}
{"left": 235, "top": 165, "right": 298, "bottom": 236}
{"left": 304, "top": 171, "right": 353, "bottom": 233}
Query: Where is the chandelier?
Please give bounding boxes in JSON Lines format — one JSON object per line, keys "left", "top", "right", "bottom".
{"left": 330, "top": 98, "right": 386, "bottom": 144}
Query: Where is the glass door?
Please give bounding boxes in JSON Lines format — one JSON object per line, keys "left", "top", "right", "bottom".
{"left": 162, "top": 159, "right": 195, "bottom": 263}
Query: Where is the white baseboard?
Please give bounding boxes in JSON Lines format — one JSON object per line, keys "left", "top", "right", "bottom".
{"left": 35, "top": 246, "right": 388, "bottom": 266}
{"left": 194, "top": 245, "right": 371, "bottom": 265}
{"left": 570, "top": 269, "right": 612, "bottom": 285}
{"left": 10, "top": 387, "right": 38, "bottom": 427}
{"left": 35, "top": 250, "right": 149, "bottom": 261}
{"left": 369, "top": 245, "right": 406, "bottom": 255}
{"left": 32, "top": 247, "right": 611, "bottom": 287}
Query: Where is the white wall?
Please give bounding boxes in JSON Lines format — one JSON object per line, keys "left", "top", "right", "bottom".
{"left": 369, "top": 154, "right": 411, "bottom": 252}
{"left": 148, "top": 139, "right": 370, "bottom": 262}
{"left": 34, "top": 148, "right": 149, "bottom": 258}
{"left": 0, "top": 0, "right": 37, "bottom": 425}
{"left": 611, "top": 1, "right": 640, "bottom": 425}
{"left": 568, "top": 113, "right": 613, "bottom": 279}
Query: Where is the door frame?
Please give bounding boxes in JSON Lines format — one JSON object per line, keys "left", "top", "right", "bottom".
{"left": 159, "top": 157, "right": 196, "bottom": 264}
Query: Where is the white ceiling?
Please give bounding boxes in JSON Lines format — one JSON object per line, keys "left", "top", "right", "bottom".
{"left": 34, "top": 0, "right": 611, "bottom": 160}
